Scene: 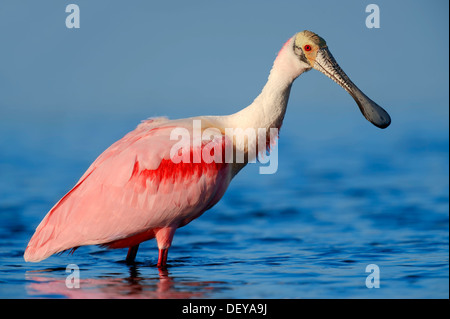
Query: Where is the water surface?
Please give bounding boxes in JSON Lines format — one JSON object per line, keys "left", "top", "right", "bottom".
{"left": 0, "top": 106, "right": 448, "bottom": 298}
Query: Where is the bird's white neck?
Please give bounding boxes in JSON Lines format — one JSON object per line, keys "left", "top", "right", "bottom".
{"left": 197, "top": 36, "right": 309, "bottom": 175}
{"left": 224, "top": 36, "right": 309, "bottom": 144}
{"left": 234, "top": 67, "right": 294, "bottom": 131}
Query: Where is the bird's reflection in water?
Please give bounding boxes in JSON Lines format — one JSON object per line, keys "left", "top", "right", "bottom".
{"left": 25, "top": 264, "right": 224, "bottom": 299}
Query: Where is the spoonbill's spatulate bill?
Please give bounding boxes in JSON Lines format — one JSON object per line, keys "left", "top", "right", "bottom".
{"left": 24, "top": 31, "right": 391, "bottom": 268}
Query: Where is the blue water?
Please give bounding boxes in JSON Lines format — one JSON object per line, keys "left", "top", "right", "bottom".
{"left": 0, "top": 105, "right": 448, "bottom": 299}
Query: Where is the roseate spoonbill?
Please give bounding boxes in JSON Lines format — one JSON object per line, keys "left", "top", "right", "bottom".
{"left": 24, "top": 31, "right": 391, "bottom": 268}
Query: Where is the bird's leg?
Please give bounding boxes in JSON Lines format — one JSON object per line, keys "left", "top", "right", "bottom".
{"left": 126, "top": 245, "right": 139, "bottom": 264}
{"left": 155, "top": 226, "right": 177, "bottom": 268}
{"left": 157, "top": 248, "right": 169, "bottom": 269}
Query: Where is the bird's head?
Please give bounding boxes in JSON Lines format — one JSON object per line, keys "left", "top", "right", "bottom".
{"left": 293, "top": 30, "right": 391, "bottom": 129}
{"left": 293, "top": 30, "right": 328, "bottom": 67}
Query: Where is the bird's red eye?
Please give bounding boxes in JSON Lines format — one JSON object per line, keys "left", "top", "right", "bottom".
{"left": 304, "top": 45, "right": 312, "bottom": 52}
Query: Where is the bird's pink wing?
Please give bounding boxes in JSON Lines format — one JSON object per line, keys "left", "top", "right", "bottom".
{"left": 24, "top": 118, "right": 232, "bottom": 262}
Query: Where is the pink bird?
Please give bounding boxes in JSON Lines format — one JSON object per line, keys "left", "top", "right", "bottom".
{"left": 24, "top": 31, "right": 390, "bottom": 268}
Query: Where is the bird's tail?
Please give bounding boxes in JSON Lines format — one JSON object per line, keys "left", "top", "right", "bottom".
{"left": 24, "top": 224, "right": 62, "bottom": 262}
{"left": 23, "top": 213, "right": 75, "bottom": 262}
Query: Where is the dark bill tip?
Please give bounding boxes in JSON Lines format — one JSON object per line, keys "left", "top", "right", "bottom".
{"left": 351, "top": 88, "right": 391, "bottom": 129}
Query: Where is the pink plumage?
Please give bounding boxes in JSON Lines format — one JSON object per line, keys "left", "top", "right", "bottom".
{"left": 24, "top": 118, "right": 232, "bottom": 265}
